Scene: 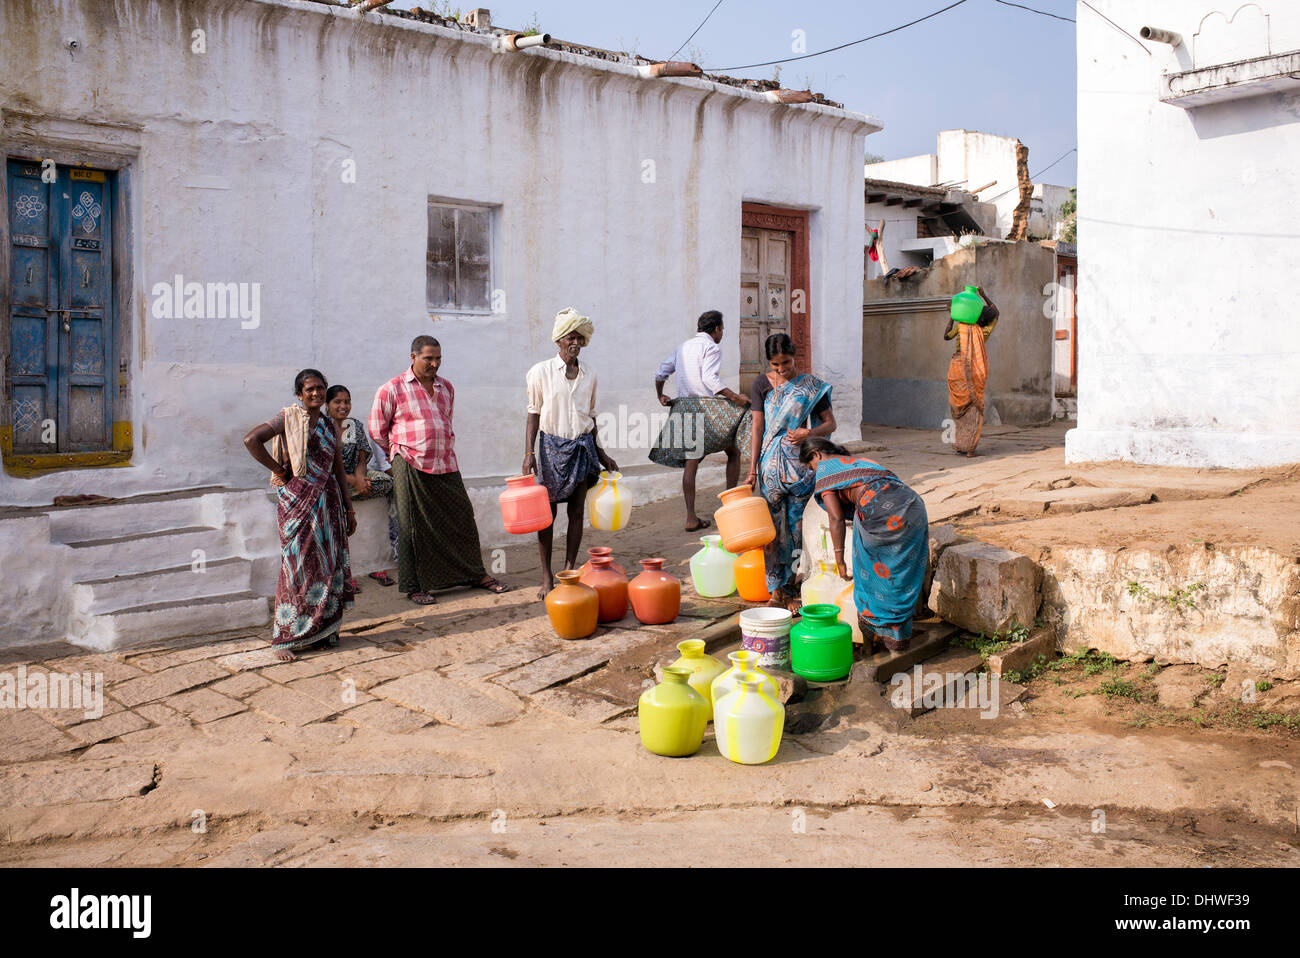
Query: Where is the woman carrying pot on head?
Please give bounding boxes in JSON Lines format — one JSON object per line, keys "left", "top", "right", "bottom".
{"left": 943, "top": 285, "right": 999, "bottom": 457}
{"left": 242, "top": 369, "right": 356, "bottom": 662}
{"left": 800, "top": 437, "right": 929, "bottom": 653}
{"left": 325, "top": 384, "right": 399, "bottom": 591}
{"left": 744, "top": 333, "right": 836, "bottom": 614}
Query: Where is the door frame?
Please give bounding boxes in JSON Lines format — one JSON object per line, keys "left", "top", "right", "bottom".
{"left": 1, "top": 113, "right": 139, "bottom": 477}
{"left": 741, "top": 202, "right": 811, "bottom": 374}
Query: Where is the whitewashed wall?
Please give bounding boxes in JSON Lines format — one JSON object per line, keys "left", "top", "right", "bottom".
{"left": 0, "top": 0, "right": 879, "bottom": 508}
{"left": 1066, "top": 0, "right": 1300, "bottom": 467}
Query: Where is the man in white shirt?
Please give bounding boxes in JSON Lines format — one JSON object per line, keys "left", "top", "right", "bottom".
{"left": 524, "top": 307, "right": 619, "bottom": 598}
{"left": 650, "top": 310, "right": 751, "bottom": 531}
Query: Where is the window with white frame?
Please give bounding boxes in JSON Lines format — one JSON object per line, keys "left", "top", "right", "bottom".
{"left": 427, "top": 201, "right": 494, "bottom": 313}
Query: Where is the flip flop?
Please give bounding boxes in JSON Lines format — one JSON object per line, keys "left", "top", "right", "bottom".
{"left": 476, "top": 576, "right": 511, "bottom": 594}
{"left": 369, "top": 570, "right": 397, "bottom": 587}
{"left": 684, "top": 517, "right": 712, "bottom": 532}
{"left": 408, "top": 591, "right": 437, "bottom": 605}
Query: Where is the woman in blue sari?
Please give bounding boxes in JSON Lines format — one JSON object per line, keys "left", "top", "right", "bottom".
{"left": 744, "top": 334, "right": 837, "bottom": 612}
{"left": 801, "top": 438, "right": 929, "bottom": 652}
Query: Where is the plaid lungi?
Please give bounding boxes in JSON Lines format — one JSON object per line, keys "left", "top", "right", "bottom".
{"left": 648, "top": 397, "right": 751, "bottom": 469}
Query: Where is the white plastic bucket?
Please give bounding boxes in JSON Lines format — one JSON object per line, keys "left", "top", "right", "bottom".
{"left": 738, "top": 607, "right": 793, "bottom": 670}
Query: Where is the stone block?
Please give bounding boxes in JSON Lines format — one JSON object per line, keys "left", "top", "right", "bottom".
{"left": 860, "top": 619, "right": 958, "bottom": 684}
{"left": 339, "top": 700, "right": 431, "bottom": 734}
{"left": 929, "top": 541, "right": 1041, "bottom": 635}
{"left": 986, "top": 627, "right": 1058, "bottom": 677}
{"left": 164, "top": 688, "right": 248, "bottom": 723}
{"left": 371, "top": 670, "right": 523, "bottom": 728}
{"left": 0, "top": 710, "right": 79, "bottom": 762}
{"left": 288, "top": 673, "right": 375, "bottom": 711}
{"left": 67, "top": 709, "right": 150, "bottom": 746}
{"left": 111, "top": 660, "right": 229, "bottom": 708}
{"left": 530, "top": 687, "right": 632, "bottom": 724}
{"left": 0, "top": 762, "right": 157, "bottom": 807}
{"left": 885, "top": 648, "right": 985, "bottom": 717}
{"left": 247, "top": 684, "right": 341, "bottom": 726}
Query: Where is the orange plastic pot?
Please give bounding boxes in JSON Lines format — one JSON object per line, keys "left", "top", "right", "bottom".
{"left": 715, "top": 484, "right": 776, "bottom": 553}
{"left": 499, "top": 474, "right": 553, "bottom": 534}
{"left": 545, "top": 571, "right": 598, "bottom": 639}
{"left": 578, "top": 546, "right": 626, "bottom": 577}
{"left": 733, "top": 549, "right": 770, "bottom": 602}
{"left": 628, "top": 558, "right": 681, "bottom": 625}
{"left": 578, "top": 555, "right": 629, "bottom": 622}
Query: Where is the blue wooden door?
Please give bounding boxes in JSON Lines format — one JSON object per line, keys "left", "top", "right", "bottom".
{"left": 7, "top": 161, "right": 114, "bottom": 453}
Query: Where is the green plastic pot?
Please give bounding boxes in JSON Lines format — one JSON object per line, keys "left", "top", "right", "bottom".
{"left": 950, "top": 284, "right": 983, "bottom": 325}
{"left": 790, "top": 604, "right": 853, "bottom": 681}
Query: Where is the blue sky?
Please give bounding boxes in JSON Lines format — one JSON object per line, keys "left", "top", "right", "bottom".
{"left": 387, "top": 0, "right": 1078, "bottom": 186}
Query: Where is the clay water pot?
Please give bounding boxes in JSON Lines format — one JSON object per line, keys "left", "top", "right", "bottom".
{"left": 628, "top": 558, "right": 681, "bottom": 625}
{"left": 715, "top": 484, "right": 776, "bottom": 553}
{"left": 578, "top": 555, "right": 629, "bottom": 622}
{"left": 733, "top": 549, "right": 770, "bottom": 602}
{"left": 578, "top": 546, "right": 626, "bottom": 577}
{"left": 545, "top": 570, "right": 599, "bottom": 640}
{"left": 499, "top": 473, "right": 553, "bottom": 534}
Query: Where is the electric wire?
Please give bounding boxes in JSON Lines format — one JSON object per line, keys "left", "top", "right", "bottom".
{"left": 991, "top": 0, "right": 1075, "bottom": 23}
{"left": 668, "top": 0, "right": 725, "bottom": 63}
{"left": 703, "top": 0, "right": 968, "bottom": 73}
{"left": 1078, "top": 0, "right": 1152, "bottom": 55}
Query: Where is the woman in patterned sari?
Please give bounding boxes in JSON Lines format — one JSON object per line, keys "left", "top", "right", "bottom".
{"left": 801, "top": 438, "right": 929, "bottom": 652}
{"left": 744, "top": 333, "right": 837, "bottom": 613}
{"left": 326, "top": 384, "right": 398, "bottom": 590}
{"left": 243, "top": 369, "right": 357, "bottom": 662}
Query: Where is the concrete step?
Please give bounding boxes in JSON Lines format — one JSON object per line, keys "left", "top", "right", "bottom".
{"left": 72, "top": 557, "right": 254, "bottom": 616}
{"left": 69, "top": 591, "right": 271, "bottom": 651}
{"left": 48, "top": 495, "right": 208, "bottom": 544}
{"left": 859, "top": 619, "right": 959, "bottom": 684}
{"left": 64, "top": 526, "right": 234, "bottom": 579}
{"left": 887, "top": 647, "right": 987, "bottom": 717}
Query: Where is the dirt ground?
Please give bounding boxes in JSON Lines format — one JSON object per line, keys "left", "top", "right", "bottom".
{"left": 1, "top": 424, "right": 1298, "bottom": 867}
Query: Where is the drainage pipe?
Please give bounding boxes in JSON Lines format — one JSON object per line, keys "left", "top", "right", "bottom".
{"left": 504, "top": 32, "right": 551, "bottom": 51}
{"left": 1139, "top": 26, "right": 1182, "bottom": 47}
{"left": 636, "top": 61, "right": 703, "bottom": 79}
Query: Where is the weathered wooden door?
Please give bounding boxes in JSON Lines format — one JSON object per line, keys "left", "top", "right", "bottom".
{"left": 739, "top": 225, "right": 792, "bottom": 394}
{"left": 7, "top": 161, "right": 114, "bottom": 453}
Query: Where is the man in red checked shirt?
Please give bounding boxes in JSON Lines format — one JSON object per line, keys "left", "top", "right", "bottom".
{"left": 370, "top": 335, "right": 510, "bottom": 605}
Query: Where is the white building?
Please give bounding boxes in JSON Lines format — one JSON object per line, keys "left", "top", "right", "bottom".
{"left": 866, "top": 129, "right": 1071, "bottom": 241}
{"left": 1065, "top": 0, "right": 1300, "bottom": 467}
{"left": 0, "top": 0, "right": 880, "bottom": 647}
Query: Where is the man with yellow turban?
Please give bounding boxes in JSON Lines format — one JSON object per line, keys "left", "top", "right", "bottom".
{"left": 524, "top": 308, "right": 619, "bottom": 599}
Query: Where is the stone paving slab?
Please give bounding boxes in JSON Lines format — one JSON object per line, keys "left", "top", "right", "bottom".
{"left": 216, "top": 648, "right": 283, "bottom": 672}
{"left": 494, "top": 644, "right": 620, "bottom": 696}
{"left": 442, "top": 634, "right": 563, "bottom": 682}
{"left": 210, "top": 672, "right": 271, "bottom": 699}
{"left": 283, "top": 752, "right": 492, "bottom": 780}
{"left": 67, "top": 710, "right": 150, "bottom": 746}
{"left": 371, "top": 670, "right": 523, "bottom": 728}
{"left": 530, "top": 687, "right": 632, "bottom": 724}
{"left": 339, "top": 700, "right": 432, "bottom": 734}
{"left": 0, "top": 710, "right": 80, "bottom": 763}
{"left": 112, "top": 660, "right": 228, "bottom": 707}
{"left": 134, "top": 702, "right": 190, "bottom": 726}
{"left": 200, "top": 710, "right": 278, "bottom": 744}
{"left": 126, "top": 637, "right": 266, "bottom": 673}
{"left": 0, "top": 761, "right": 156, "bottom": 807}
{"left": 247, "top": 684, "right": 342, "bottom": 727}
{"left": 337, "top": 655, "right": 429, "bottom": 690}
{"left": 40, "top": 654, "right": 146, "bottom": 684}
{"left": 164, "top": 688, "right": 248, "bottom": 723}
{"left": 33, "top": 693, "right": 126, "bottom": 729}
{"left": 288, "top": 674, "right": 376, "bottom": 711}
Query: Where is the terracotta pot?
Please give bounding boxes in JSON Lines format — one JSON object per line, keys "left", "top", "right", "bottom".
{"left": 628, "top": 558, "right": 681, "bottom": 625}
{"left": 578, "top": 555, "right": 629, "bottom": 622}
{"left": 578, "top": 546, "right": 626, "bottom": 577}
{"left": 544, "top": 570, "right": 599, "bottom": 640}
{"left": 715, "top": 484, "right": 776, "bottom": 553}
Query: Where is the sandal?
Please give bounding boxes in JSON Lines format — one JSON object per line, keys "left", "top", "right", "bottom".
{"left": 476, "top": 576, "right": 511, "bottom": 594}
{"left": 684, "top": 516, "right": 712, "bottom": 532}
{"left": 408, "top": 591, "right": 437, "bottom": 605}
{"left": 369, "top": 570, "right": 397, "bottom": 587}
